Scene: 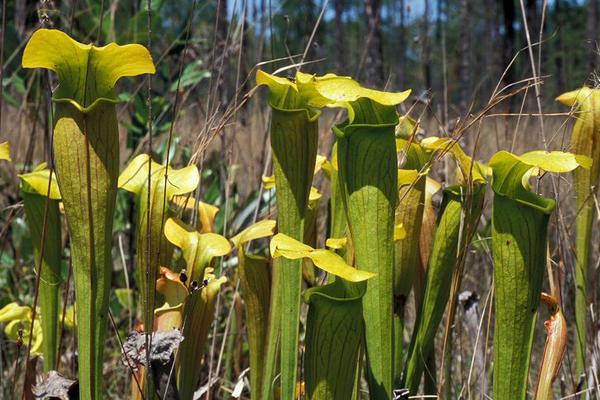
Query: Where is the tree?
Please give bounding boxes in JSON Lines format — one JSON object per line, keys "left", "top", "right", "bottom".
{"left": 364, "top": 0, "right": 384, "bottom": 87}
{"left": 502, "top": 0, "right": 516, "bottom": 97}
{"left": 334, "top": 0, "right": 346, "bottom": 73}
{"left": 398, "top": 0, "right": 407, "bottom": 89}
{"left": 457, "top": 0, "right": 471, "bottom": 112}
{"left": 587, "top": 0, "right": 599, "bottom": 75}
{"left": 422, "top": 0, "right": 432, "bottom": 90}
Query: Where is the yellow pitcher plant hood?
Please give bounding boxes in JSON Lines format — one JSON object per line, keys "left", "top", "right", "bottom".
{"left": 22, "top": 29, "right": 155, "bottom": 113}
{"left": 19, "top": 163, "right": 62, "bottom": 200}
{"left": 0, "top": 141, "right": 10, "bottom": 161}
{"left": 163, "top": 217, "right": 231, "bottom": 284}
{"left": 119, "top": 154, "right": 200, "bottom": 198}
{"left": 270, "top": 233, "right": 375, "bottom": 282}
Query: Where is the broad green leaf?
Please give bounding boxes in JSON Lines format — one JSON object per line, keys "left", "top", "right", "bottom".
{"left": 489, "top": 150, "right": 589, "bottom": 212}
{"left": 22, "top": 29, "right": 155, "bottom": 112}
{"left": 270, "top": 233, "right": 375, "bottom": 282}
{"left": 490, "top": 149, "right": 587, "bottom": 399}
{"left": 232, "top": 221, "right": 275, "bottom": 400}
{"left": 0, "top": 141, "right": 10, "bottom": 161}
{"left": 176, "top": 276, "right": 227, "bottom": 400}
{"left": 304, "top": 279, "right": 365, "bottom": 400}
{"left": 556, "top": 86, "right": 600, "bottom": 375}
{"left": 403, "top": 183, "right": 485, "bottom": 394}
{"left": 517, "top": 150, "right": 591, "bottom": 172}
{"left": 333, "top": 97, "right": 399, "bottom": 398}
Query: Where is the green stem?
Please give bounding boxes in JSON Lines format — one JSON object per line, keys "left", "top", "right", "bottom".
{"left": 492, "top": 194, "right": 550, "bottom": 399}
{"left": 403, "top": 184, "right": 484, "bottom": 394}
{"left": 335, "top": 99, "right": 398, "bottom": 398}
{"left": 54, "top": 102, "right": 119, "bottom": 400}
{"left": 266, "top": 104, "right": 319, "bottom": 399}
{"left": 238, "top": 253, "right": 271, "bottom": 399}
{"left": 574, "top": 186, "right": 592, "bottom": 378}
{"left": 304, "top": 280, "right": 365, "bottom": 400}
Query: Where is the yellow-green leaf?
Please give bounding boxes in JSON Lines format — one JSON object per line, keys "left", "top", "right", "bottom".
{"left": 308, "top": 73, "right": 410, "bottom": 107}
{"left": 421, "top": 136, "right": 488, "bottom": 182}
{"left": 19, "top": 166, "right": 62, "bottom": 200}
{"left": 0, "top": 302, "right": 31, "bottom": 322}
{"left": 517, "top": 150, "right": 592, "bottom": 173}
{"left": 5, "top": 319, "right": 43, "bottom": 355}
{"left": 164, "top": 217, "right": 231, "bottom": 283}
{"left": 118, "top": 154, "right": 199, "bottom": 199}
{"left": 230, "top": 219, "right": 276, "bottom": 248}
{"left": 555, "top": 86, "right": 593, "bottom": 107}
{"left": 0, "top": 141, "right": 11, "bottom": 161}
{"left": 156, "top": 267, "right": 188, "bottom": 307}
{"left": 270, "top": 233, "right": 375, "bottom": 282}
{"left": 394, "top": 224, "right": 407, "bottom": 241}
{"left": 22, "top": 29, "right": 155, "bottom": 112}
{"left": 325, "top": 237, "right": 347, "bottom": 250}
{"left": 171, "top": 196, "right": 220, "bottom": 233}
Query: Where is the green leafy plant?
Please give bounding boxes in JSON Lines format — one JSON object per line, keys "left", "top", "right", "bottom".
{"left": 256, "top": 70, "right": 321, "bottom": 399}
{"left": 303, "top": 280, "right": 365, "bottom": 400}
{"left": 403, "top": 137, "right": 486, "bottom": 394}
{"left": 22, "top": 29, "right": 155, "bottom": 400}
{"left": 118, "top": 154, "right": 200, "bottom": 331}
{"left": 230, "top": 219, "right": 277, "bottom": 400}
{"left": 393, "top": 134, "right": 430, "bottom": 385}
{"left": 329, "top": 84, "right": 409, "bottom": 398}
{"left": 269, "top": 232, "right": 374, "bottom": 400}
{"left": 161, "top": 216, "right": 231, "bottom": 399}
{"left": 556, "top": 87, "right": 600, "bottom": 377}
{"left": 489, "top": 150, "right": 590, "bottom": 399}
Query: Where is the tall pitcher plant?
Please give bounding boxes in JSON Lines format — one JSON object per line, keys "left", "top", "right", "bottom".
{"left": 119, "top": 154, "right": 200, "bottom": 330}
{"left": 256, "top": 70, "right": 322, "bottom": 399}
{"left": 23, "top": 29, "right": 155, "bottom": 399}
{"left": 556, "top": 87, "right": 600, "bottom": 376}
{"left": 393, "top": 132, "right": 430, "bottom": 385}
{"left": 332, "top": 90, "right": 409, "bottom": 399}
{"left": 403, "top": 137, "right": 487, "bottom": 394}
{"left": 489, "top": 150, "right": 590, "bottom": 399}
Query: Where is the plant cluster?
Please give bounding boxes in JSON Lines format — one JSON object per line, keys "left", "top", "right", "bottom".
{"left": 0, "top": 28, "right": 598, "bottom": 400}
